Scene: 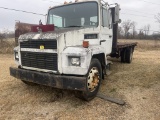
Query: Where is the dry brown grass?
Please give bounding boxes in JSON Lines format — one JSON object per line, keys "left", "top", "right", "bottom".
{"left": 0, "top": 40, "right": 160, "bottom": 119}
{"left": 119, "top": 39, "right": 160, "bottom": 50}
{"left": 0, "top": 38, "right": 15, "bottom": 54}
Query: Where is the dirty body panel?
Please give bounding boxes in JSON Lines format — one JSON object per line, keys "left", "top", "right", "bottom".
{"left": 16, "top": 27, "right": 103, "bottom": 75}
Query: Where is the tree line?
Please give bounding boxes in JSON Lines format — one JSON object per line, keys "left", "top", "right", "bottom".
{"left": 0, "top": 29, "right": 14, "bottom": 43}
{"left": 118, "top": 18, "right": 160, "bottom": 40}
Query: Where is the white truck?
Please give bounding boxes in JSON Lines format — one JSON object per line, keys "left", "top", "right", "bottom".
{"left": 10, "top": 0, "right": 137, "bottom": 101}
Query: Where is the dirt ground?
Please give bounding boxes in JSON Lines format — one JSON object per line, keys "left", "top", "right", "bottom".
{"left": 0, "top": 49, "right": 160, "bottom": 120}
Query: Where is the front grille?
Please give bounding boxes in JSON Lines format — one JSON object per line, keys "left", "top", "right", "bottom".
{"left": 20, "top": 40, "right": 57, "bottom": 49}
{"left": 21, "top": 52, "right": 58, "bottom": 71}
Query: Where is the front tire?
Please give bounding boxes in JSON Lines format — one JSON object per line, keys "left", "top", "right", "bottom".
{"left": 75, "top": 58, "right": 102, "bottom": 101}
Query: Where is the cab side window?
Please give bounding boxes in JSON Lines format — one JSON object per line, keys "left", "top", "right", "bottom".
{"left": 102, "top": 8, "right": 109, "bottom": 27}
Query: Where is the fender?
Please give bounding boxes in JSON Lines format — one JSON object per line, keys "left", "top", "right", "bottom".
{"left": 61, "top": 45, "right": 106, "bottom": 75}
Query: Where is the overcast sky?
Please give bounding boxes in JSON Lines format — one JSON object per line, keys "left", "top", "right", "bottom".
{"left": 0, "top": 0, "right": 160, "bottom": 34}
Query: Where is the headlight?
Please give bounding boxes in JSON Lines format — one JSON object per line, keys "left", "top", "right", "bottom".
{"left": 70, "top": 57, "right": 80, "bottom": 66}
{"left": 15, "top": 52, "right": 19, "bottom": 61}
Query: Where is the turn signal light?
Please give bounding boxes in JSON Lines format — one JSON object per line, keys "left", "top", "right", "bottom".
{"left": 83, "top": 41, "right": 89, "bottom": 48}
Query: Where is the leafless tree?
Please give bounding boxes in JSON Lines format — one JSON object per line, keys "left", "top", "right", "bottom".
{"left": 143, "top": 24, "right": 151, "bottom": 37}
{"left": 146, "top": 24, "right": 150, "bottom": 35}
{"left": 131, "top": 21, "right": 137, "bottom": 39}
{"left": 122, "top": 20, "right": 134, "bottom": 38}
{"left": 0, "top": 32, "right": 6, "bottom": 43}
{"left": 118, "top": 26, "right": 123, "bottom": 39}
{"left": 155, "top": 13, "right": 160, "bottom": 23}
{"left": 138, "top": 29, "right": 144, "bottom": 39}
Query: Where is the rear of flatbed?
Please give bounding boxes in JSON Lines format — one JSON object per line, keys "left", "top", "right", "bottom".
{"left": 110, "top": 42, "right": 137, "bottom": 63}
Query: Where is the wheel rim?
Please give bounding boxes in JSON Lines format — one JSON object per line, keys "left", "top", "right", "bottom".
{"left": 87, "top": 67, "right": 100, "bottom": 92}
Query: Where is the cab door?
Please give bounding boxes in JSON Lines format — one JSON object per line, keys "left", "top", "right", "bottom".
{"left": 100, "top": 7, "right": 113, "bottom": 55}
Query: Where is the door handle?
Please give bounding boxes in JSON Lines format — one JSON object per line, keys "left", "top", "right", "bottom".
{"left": 100, "top": 40, "right": 106, "bottom": 45}
{"left": 109, "top": 35, "right": 112, "bottom": 38}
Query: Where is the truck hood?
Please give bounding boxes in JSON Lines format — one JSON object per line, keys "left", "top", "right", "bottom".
{"left": 18, "top": 27, "right": 83, "bottom": 41}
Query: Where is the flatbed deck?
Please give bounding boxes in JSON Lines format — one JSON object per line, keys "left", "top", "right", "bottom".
{"left": 116, "top": 42, "right": 137, "bottom": 49}
{"left": 110, "top": 42, "right": 138, "bottom": 58}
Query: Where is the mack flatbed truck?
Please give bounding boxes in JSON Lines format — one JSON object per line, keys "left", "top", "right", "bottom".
{"left": 10, "top": 0, "right": 137, "bottom": 101}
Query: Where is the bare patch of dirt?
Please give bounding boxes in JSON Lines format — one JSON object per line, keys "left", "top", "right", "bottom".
{"left": 0, "top": 49, "right": 160, "bottom": 120}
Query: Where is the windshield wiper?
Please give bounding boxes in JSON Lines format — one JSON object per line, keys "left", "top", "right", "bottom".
{"left": 65, "top": 25, "right": 83, "bottom": 28}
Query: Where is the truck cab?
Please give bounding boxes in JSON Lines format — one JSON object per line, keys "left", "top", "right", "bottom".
{"left": 10, "top": 0, "right": 136, "bottom": 101}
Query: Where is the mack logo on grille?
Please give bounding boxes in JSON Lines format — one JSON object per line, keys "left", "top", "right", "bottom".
{"left": 40, "top": 45, "right": 44, "bottom": 50}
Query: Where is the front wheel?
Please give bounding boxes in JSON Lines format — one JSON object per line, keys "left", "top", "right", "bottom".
{"left": 75, "top": 58, "right": 102, "bottom": 101}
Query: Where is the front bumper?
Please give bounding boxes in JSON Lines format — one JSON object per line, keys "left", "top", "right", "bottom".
{"left": 10, "top": 67, "right": 87, "bottom": 91}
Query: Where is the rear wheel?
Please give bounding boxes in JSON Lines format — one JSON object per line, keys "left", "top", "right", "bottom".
{"left": 125, "top": 48, "right": 133, "bottom": 63}
{"left": 75, "top": 59, "right": 102, "bottom": 101}
{"left": 121, "top": 49, "right": 126, "bottom": 63}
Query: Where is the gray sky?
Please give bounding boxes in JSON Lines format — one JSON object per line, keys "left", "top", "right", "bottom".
{"left": 0, "top": 0, "right": 160, "bottom": 34}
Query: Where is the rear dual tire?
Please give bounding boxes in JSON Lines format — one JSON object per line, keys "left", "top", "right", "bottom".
{"left": 121, "top": 49, "right": 126, "bottom": 63}
{"left": 121, "top": 47, "right": 133, "bottom": 63}
{"left": 126, "top": 48, "right": 133, "bottom": 63}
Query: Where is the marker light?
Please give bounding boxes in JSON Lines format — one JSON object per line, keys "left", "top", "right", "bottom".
{"left": 83, "top": 41, "right": 89, "bottom": 48}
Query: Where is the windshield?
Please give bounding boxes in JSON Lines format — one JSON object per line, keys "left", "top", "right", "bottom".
{"left": 47, "top": 2, "right": 98, "bottom": 28}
